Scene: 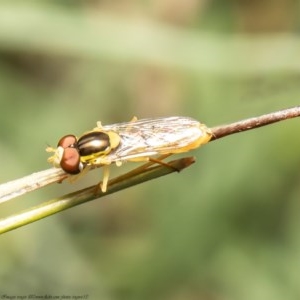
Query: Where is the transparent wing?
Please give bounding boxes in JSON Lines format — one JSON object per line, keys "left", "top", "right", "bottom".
{"left": 102, "top": 116, "right": 211, "bottom": 162}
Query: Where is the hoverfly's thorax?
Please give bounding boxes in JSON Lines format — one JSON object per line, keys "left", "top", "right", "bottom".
{"left": 78, "top": 132, "right": 110, "bottom": 157}
{"left": 77, "top": 131, "right": 121, "bottom": 163}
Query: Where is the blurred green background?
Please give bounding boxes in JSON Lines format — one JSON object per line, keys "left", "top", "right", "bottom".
{"left": 1, "top": 1, "right": 300, "bottom": 299}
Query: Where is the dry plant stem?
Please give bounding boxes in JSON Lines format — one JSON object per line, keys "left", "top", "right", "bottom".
{"left": 0, "top": 157, "right": 195, "bottom": 234}
{"left": 211, "top": 106, "right": 300, "bottom": 140}
{"left": 0, "top": 168, "right": 67, "bottom": 204}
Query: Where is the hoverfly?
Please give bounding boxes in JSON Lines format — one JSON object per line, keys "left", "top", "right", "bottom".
{"left": 46, "top": 116, "right": 212, "bottom": 192}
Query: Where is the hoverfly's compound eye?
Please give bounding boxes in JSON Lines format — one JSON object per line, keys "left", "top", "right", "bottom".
{"left": 60, "top": 147, "right": 81, "bottom": 174}
{"left": 77, "top": 131, "right": 111, "bottom": 157}
{"left": 57, "top": 134, "right": 77, "bottom": 148}
{"left": 56, "top": 134, "right": 81, "bottom": 174}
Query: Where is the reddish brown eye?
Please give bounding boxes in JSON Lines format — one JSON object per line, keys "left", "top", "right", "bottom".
{"left": 60, "top": 147, "right": 81, "bottom": 174}
{"left": 57, "top": 135, "right": 77, "bottom": 148}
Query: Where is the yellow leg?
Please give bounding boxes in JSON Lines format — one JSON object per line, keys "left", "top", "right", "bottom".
{"left": 108, "top": 154, "right": 179, "bottom": 189}
{"left": 107, "top": 154, "right": 175, "bottom": 188}
{"left": 126, "top": 154, "right": 174, "bottom": 175}
{"left": 100, "top": 165, "right": 110, "bottom": 193}
{"left": 96, "top": 153, "right": 174, "bottom": 193}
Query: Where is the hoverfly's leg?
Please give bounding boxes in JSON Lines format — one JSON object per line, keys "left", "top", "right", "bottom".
{"left": 129, "top": 116, "right": 138, "bottom": 123}
{"left": 100, "top": 165, "right": 110, "bottom": 193}
{"left": 118, "top": 154, "right": 175, "bottom": 181}
{"left": 93, "top": 165, "right": 110, "bottom": 193}
{"left": 124, "top": 116, "right": 138, "bottom": 133}
{"left": 94, "top": 121, "right": 104, "bottom": 131}
{"left": 149, "top": 156, "right": 179, "bottom": 172}
{"left": 107, "top": 154, "right": 177, "bottom": 188}
{"left": 131, "top": 154, "right": 174, "bottom": 172}
{"left": 96, "top": 121, "right": 103, "bottom": 128}
{"left": 145, "top": 154, "right": 180, "bottom": 172}
{"left": 98, "top": 153, "right": 182, "bottom": 192}
{"left": 95, "top": 116, "right": 137, "bottom": 132}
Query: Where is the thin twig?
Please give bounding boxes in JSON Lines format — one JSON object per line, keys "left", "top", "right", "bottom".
{"left": 211, "top": 106, "right": 300, "bottom": 140}
{"left": 0, "top": 168, "right": 67, "bottom": 204}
